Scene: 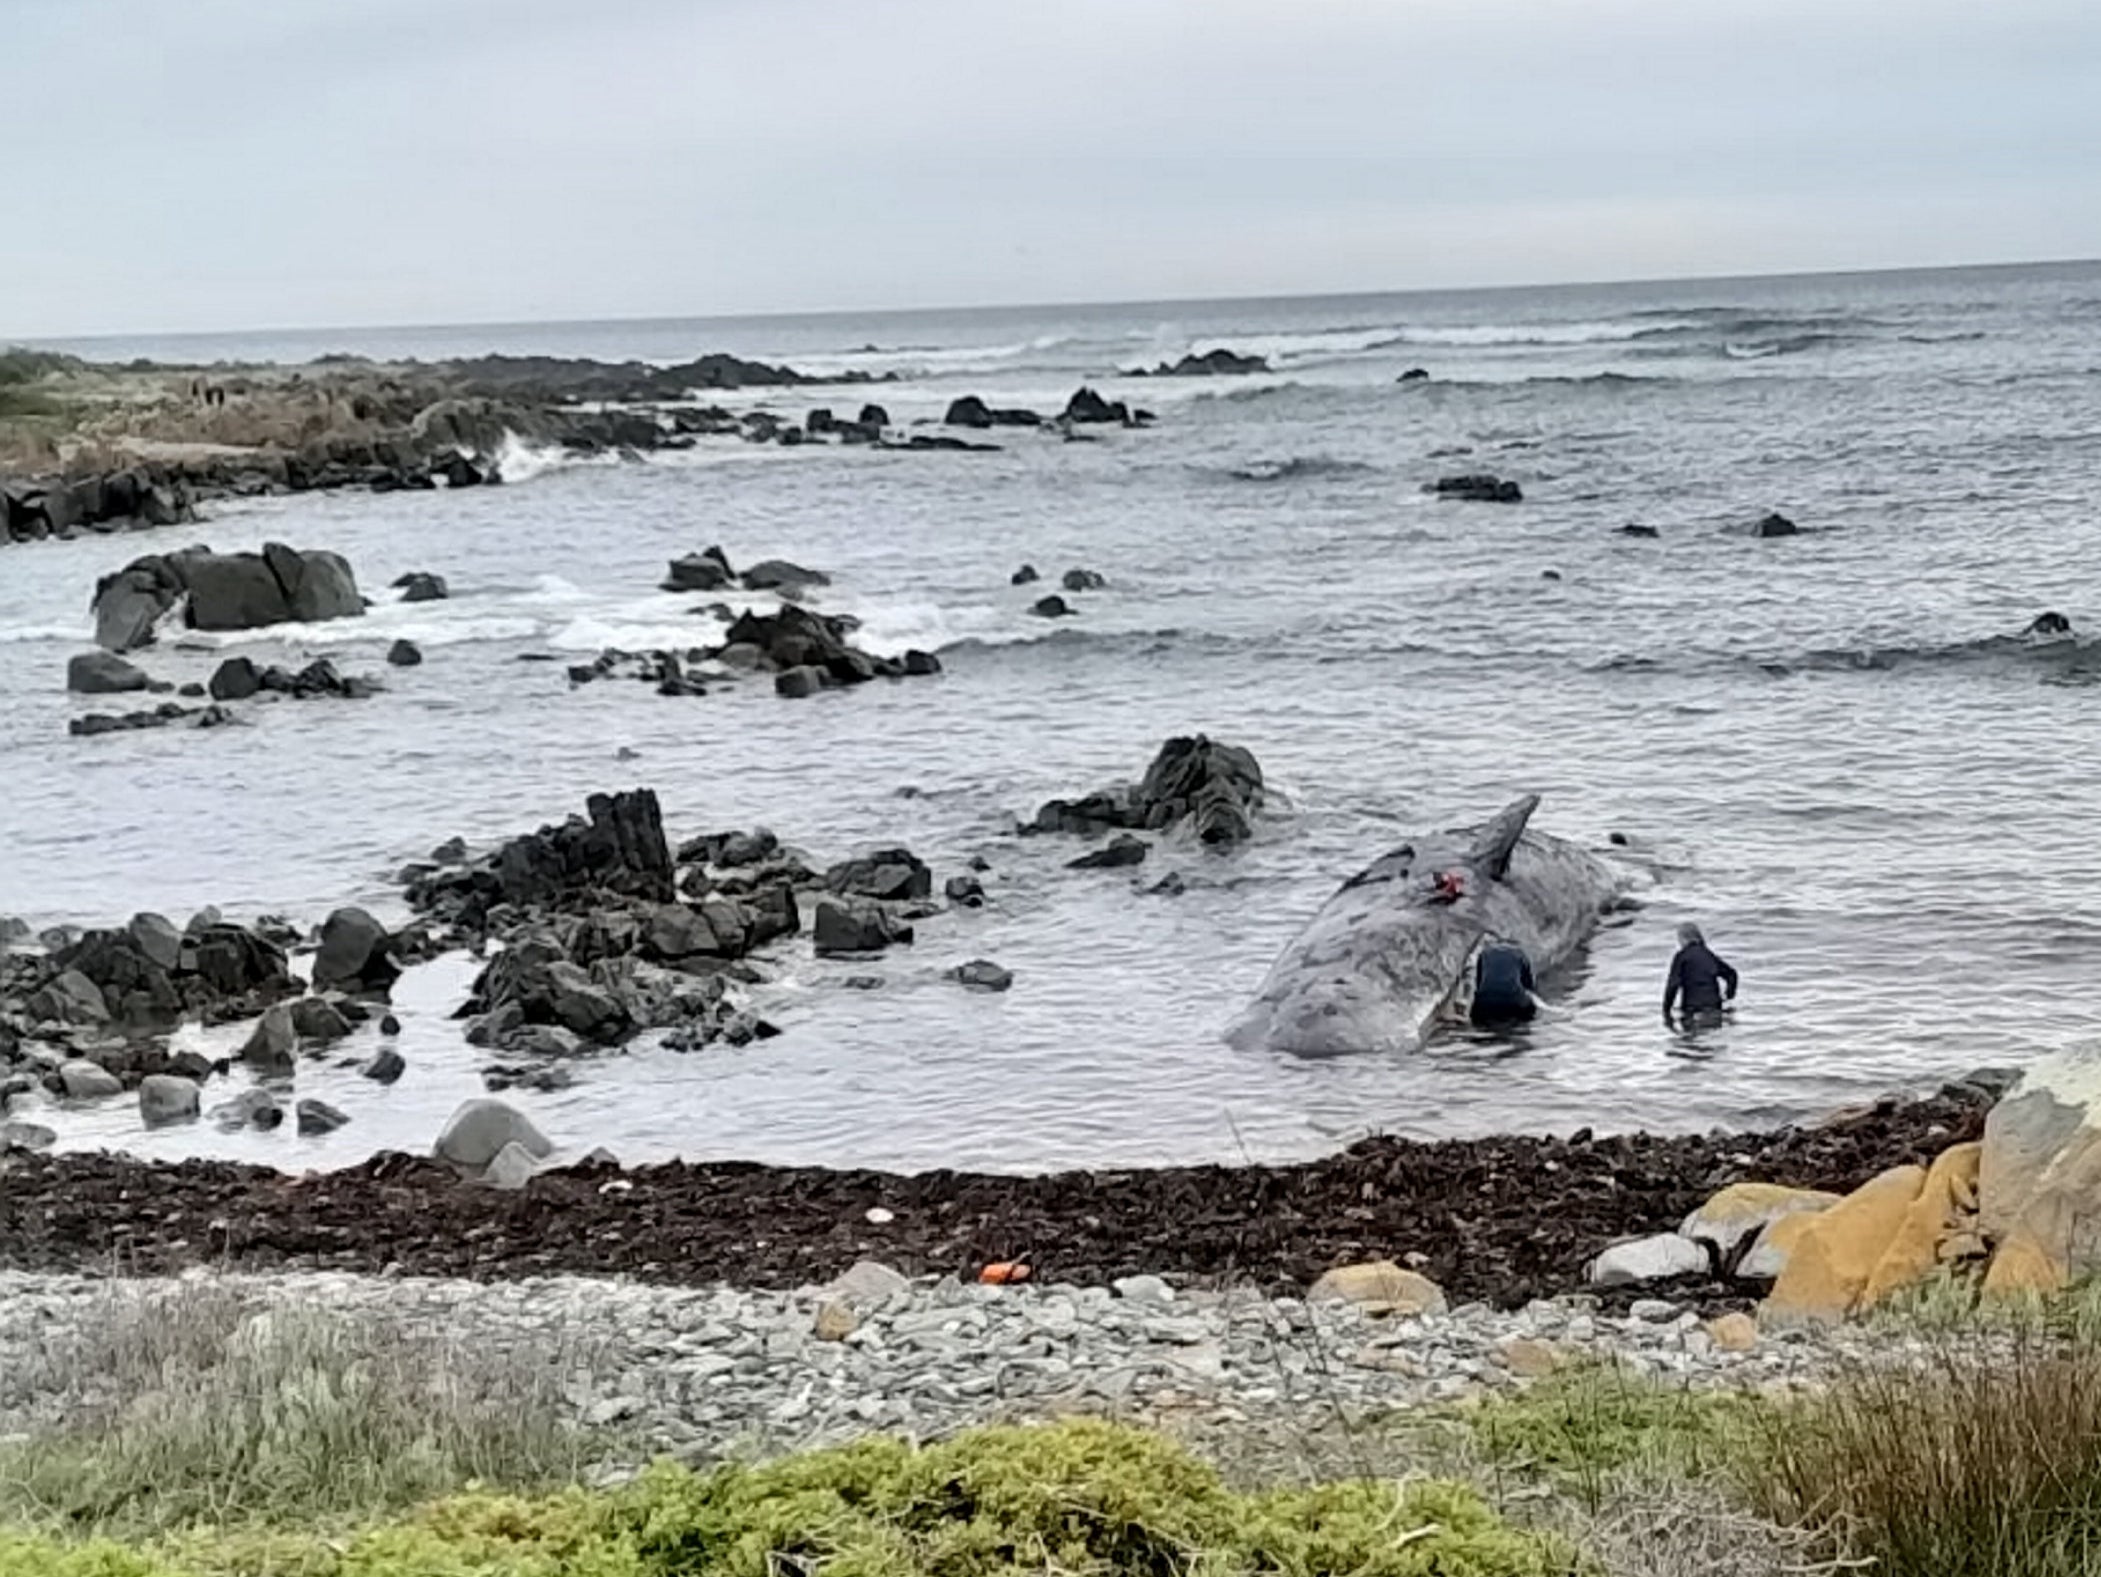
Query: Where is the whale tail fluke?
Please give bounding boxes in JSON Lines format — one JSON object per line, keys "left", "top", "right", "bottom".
{"left": 1469, "top": 794, "right": 1541, "bottom": 880}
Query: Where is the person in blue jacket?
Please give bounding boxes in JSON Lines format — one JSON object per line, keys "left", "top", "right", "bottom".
{"left": 1664, "top": 922, "right": 1739, "bottom": 1028}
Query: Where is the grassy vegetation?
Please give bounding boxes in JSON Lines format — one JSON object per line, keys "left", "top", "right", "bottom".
{"left": 11, "top": 1283, "right": 2101, "bottom": 1576}
{"left": 0, "top": 1282, "right": 602, "bottom": 1538}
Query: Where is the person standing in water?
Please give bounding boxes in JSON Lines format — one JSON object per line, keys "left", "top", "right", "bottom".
{"left": 1663, "top": 922, "right": 1738, "bottom": 1029}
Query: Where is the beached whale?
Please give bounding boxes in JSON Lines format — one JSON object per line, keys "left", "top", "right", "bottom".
{"left": 1225, "top": 794, "right": 1626, "bottom": 1056}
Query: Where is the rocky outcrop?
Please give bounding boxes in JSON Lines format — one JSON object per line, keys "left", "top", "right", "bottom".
{"left": 66, "top": 652, "right": 153, "bottom": 694}
{"left": 1130, "top": 349, "right": 1270, "bottom": 377}
{"left": 311, "top": 907, "right": 399, "bottom": 995}
{"left": 207, "top": 656, "right": 381, "bottom": 702}
{"left": 944, "top": 396, "right": 1041, "bottom": 429}
{"left": 813, "top": 896, "right": 913, "bottom": 956}
{"left": 742, "top": 558, "right": 831, "bottom": 593}
{"left": 407, "top": 790, "right": 675, "bottom": 934}
{"left": 91, "top": 542, "right": 364, "bottom": 652}
{"left": 3, "top": 913, "right": 295, "bottom": 1046}
{"left": 1976, "top": 1044, "right": 2101, "bottom": 1294}
{"left": 1753, "top": 511, "right": 1799, "bottom": 538}
{"left": 394, "top": 571, "right": 449, "bottom": 602}
{"left": 1061, "top": 568, "right": 1106, "bottom": 592}
{"left": 1030, "top": 736, "right": 1265, "bottom": 847}
{"left": 1428, "top": 475, "right": 1523, "bottom": 504}
{"left": 68, "top": 701, "right": 239, "bottom": 738}
{"left": 2, "top": 467, "right": 197, "bottom": 545}
{"left": 826, "top": 849, "right": 932, "bottom": 903}
{"left": 662, "top": 548, "right": 735, "bottom": 593}
{"left": 1063, "top": 388, "right": 1148, "bottom": 426}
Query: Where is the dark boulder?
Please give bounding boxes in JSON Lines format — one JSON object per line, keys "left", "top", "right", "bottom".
{"left": 858, "top": 403, "right": 891, "bottom": 428}
{"left": 1068, "top": 835, "right": 1149, "bottom": 870}
{"left": 742, "top": 558, "right": 833, "bottom": 593}
{"left": 405, "top": 789, "right": 675, "bottom": 931}
{"left": 948, "top": 959, "right": 1014, "bottom": 991}
{"left": 945, "top": 395, "right": 1041, "bottom": 429}
{"left": 945, "top": 874, "right": 986, "bottom": 909}
{"left": 1133, "top": 348, "right": 1269, "bottom": 377}
{"left": 775, "top": 666, "right": 827, "bottom": 699}
{"left": 1063, "top": 387, "right": 1132, "bottom": 425}
{"left": 826, "top": 848, "right": 932, "bottom": 902}
{"left": 2025, "top": 611, "right": 2074, "bottom": 638}
{"left": 1031, "top": 734, "right": 1264, "bottom": 847}
{"left": 394, "top": 571, "right": 450, "bottom": 602}
{"left": 362, "top": 1047, "right": 407, "bottom": 1084}
{"left": 1397, "top": 367, "right": 1431, "bottom": 383}
{"left": 1619, "top": 524, "right": 1660, "bottom": 539}
{"left": 208, "top": 656, "right": 264, "bottom": 701}
{"left": 812, "top": 896, "right": 913, "bottom": 956}
{"left": 1754, "top": 511, "right": 1799, "bottom": 538}
{"left": 1061, "top": 568, "right": 1107, "bottom": 592}
{"left": 67, "top": 652, "right": 150, "bottom": 694}
{"left": 312, "top": 906, "right": 398, "bottom": 994}
{"left": 1030, "top": 595, "right": 1074, "bottom": 619}
{"left": 1011, "top": 564, "right": 1040, "bottom": 586}
{"left": 902, "top": 649, "right": 942, "bottom": 677}
{"left": 662, "top": 548, "right": 735, "bottom": 593}
{"left": 1430, "top": 475, "right": 1523, "bottom": 504}
{"left": 91, "top": 557, "right": 185, "bottom": 652}
{"left": 387, "top": 639, "right": 424, "bottom": 667}
{"left": 296, "top": 1098, "right": 350, "bottom": 1136}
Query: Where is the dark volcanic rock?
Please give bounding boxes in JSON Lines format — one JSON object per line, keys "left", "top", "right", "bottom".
{"left": 394, "top": 571, "right": 449, "bottom": 602}
{"left": 943, "top": 396, "right": 1041, "bottom": 429}
{"left": 1398, "top": 367, "right": 1431, "bottom": 382}
{"left": 1029, "top": 595, "right": 1074, "bottom": 619}
{"left": 1010, "top": 564, "right": 1040, "bottom": 586}
{"left": 1619, "top": 523, "right": 1660, "bottom": 539}
{"left": 406, "top": 789, "right": 674, "bottom": 933}
{"left": 67, "top": 651, "right": 151, "bottom": 694}
{"left": 661, "top": 548, "right": 735, "bottom": 593}
{"left": 1031, "top": 735, "right": 1265, "bottom": 847}
{"left": 1754, "top": 511, "right": 1799, "bottom": 538}
{"left": 1062, "top": 387, "right": 1134, "bottom": 426}
{"left": 741, "top": 559, "right": 832, "bottom": 593}
{"left": 0, "top": 1087, "right": 1991, "bottom": 1312}
{"left": 948, "top": 959, "right": 1014, "bottom": 992}
{"left": 1061, "top": 568, "right": 1106, "bottom": 592}
{"left": 1068, "top": 835, "right": 1149, "bottom": 870}
{"left": 387, "top": 640, "right": 424, "bottom": 667}
{"left": 20, "top": 914, "right": 296, "bottom": 1030}
{"left": 312, "top": 907, "right": 398, "bottom": 995}
{"left": 91, "top": 542, "right": 364, "bottom": 652}
{"left": 812, "top": 896, "right": 913, "bottom": 956}
{"left": 1132, "top": 348, "right": 1269, "bottom": 377}
{"left": 69, "top": 702, "right": 238, "bottom": 737}
{"left": 826, "top": 848, "right": 933, "bottom": 903}
{"left": 1430, "top": 475, "right": 1523, "bottom": 504}
{"left": 208, "top": 656, "right": 263, "bottom": 701}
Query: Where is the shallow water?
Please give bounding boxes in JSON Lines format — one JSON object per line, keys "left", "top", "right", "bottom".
{"left": 8, "top": 261, "right": 2101, "bottom": 1171}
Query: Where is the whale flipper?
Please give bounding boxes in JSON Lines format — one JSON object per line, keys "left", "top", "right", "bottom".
{"left": 1468, "top": 794, "right": 1541, "bottom": 881}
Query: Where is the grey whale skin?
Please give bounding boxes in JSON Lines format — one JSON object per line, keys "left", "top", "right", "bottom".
{"left": 1225, "top": 794, "right": 1626, "bottom": 1056}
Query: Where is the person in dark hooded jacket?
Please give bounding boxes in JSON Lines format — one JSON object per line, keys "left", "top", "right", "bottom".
{"left": 1664, "top": 922, "right": 1738, "bottom": 1027}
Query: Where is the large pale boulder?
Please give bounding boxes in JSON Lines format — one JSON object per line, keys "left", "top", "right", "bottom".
{"left": 1979, "top": 1044, "right": 2101, "bottom": 1287}
{"left": 436, "top": 1097, "right": 553, "bottom": 1171}
{"left": 1763, "top": 1162, "right": 1945, "bottom": 1324}
{"left": 1308, "top": 1260, "right": 1447, "bottom": 1313}
{"left": 1858, "top": 1142, "right": 1983, "bottom": 1307}
{"left": 137, "top": 1074, "right": 201, "bottom": 1127}
{"left": 1585, "top": 1232, "right": 1708, "bottom": 1286}
{"left": 1740, "top": 1211, "right": 1826, "bottom": 1279}
{"left": 1680, "top": 1183, "right": 1840, "bottom": 1260}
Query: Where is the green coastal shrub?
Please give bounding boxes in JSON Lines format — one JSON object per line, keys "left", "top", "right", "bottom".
{"left": 0, "top": 1421, "right": 1579, "bottom": 1577}
{"left": 1468, "top": 1367, "right": 1760, "bottom": 1500}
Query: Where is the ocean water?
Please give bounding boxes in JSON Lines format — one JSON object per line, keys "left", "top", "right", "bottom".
{"left": 7, "top": 261, "right": 2101, "bottom": 1173}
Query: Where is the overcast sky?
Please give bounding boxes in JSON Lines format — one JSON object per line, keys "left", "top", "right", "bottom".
{"left": 5, "top": 0, "right": 2098, "bottom": 337}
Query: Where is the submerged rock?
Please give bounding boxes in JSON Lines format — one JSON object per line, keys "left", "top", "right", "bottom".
{"left": 66, "top": 651, "right": 151, "bottom": 694}
{"left": 1429, "top": 474, "right": 1523, "bottom": 504}
{"left": 948, "top": 959, "right": 1014, "bottom": 992}
{"left": 1031, "top": 735, "right": 1265, "bottom": 847}
{"left": 1131, "top": 348, "right": 1269, "bottom": 377}
{"left": 394, "top": 571, "right": 449, "bottom": 602}
{"left": 91, "top": 542, "right": 363, "bottom": 651}
{"left": 812, "top": 896, "right": 913, "bottom": 956}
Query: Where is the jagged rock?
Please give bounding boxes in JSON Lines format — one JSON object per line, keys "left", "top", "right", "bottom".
{"left": 1010, "top": 564, "right": 1040, "bottom": 586}
{"left": 741, "top": 558, "right": 831, "bottom": 593}
{"left": 24, "top": 969, "right": 110, "bottom": 1026}
{"left": 289, "top": 997, "right": 354, "bottom": 1043}
{"left": 394, "top": 571, "right": 449, "bottom": 602}
{"left": 1031, "top": 735, "right": 1264, "bottom": 847}
{"left": 387, "top": 639, "right": 423, "bottom": 667}
{"left": 312, "top": 907, "right": 397, "bottom": 994}
{"left": 944, "top": 874, "right": 986, "bottom": 909}
{"left": 240, "top": 1003, "right": 297, "bottom": 1071}
{"left": 67, "top": 651, "right": 151, "bottom": 694}
{"left": 436, "top": 1097, "right": 553, "bottom": 1171}
{"left": 1132, "top": 348, "right": 1269, "bottom": 377}
{"left": 1063, "top": 387, "right": 1133, "bottom": 425}
{"left": 56, "top": 1060, "right": 122, "bottom": 1100}
{"left": 296, "top": 1098, "right": 350, "bottom": 1136}
{"left": 812, "top": 896, "right": 913, "bottom": 956}
{"left": 210, "top": 1089, "right": 283, "bottom": 1131}
{"left": 208, "top": 656, "right": 264, "bottom": 701}
{"left": 362, "top": 1046, "right": 407, "bottom": 1084}
{"left": 944, "top": 395, "right": 1040, "bottom": 429}
{"left": 1030, "top": 595, "right": 1073, "bottom": 618}
{"left": 1068, "top": 835, "right": 1149, "bottom": 870}
{"left": 1061, "top": 568, "right": 1106, "bottom": 592}
{"left": 406, "top": 789, "right": 674, "bottom": 931}
{"left": 1430, "top": 475, "right": 1523, "bottom": 503}
{"left": 826, "top": 849, "right": 932, "bottom": 903}
{"left": 138, "top": 1074, "right": 201, "bottom": 1127}
{"left": 1398, "top": 367, "right": 1430, "bottom": 382}
{"left": 1754, "top": 511, "right": 1799, "bottom": 538}
{"left": 661, "top": 548, "right": 734, "bottom": 593}
{"left": 948, "top": 959, "right": 1013, "bottom": 992}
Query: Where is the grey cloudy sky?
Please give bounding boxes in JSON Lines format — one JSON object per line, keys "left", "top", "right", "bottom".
{"left": 5, "top": 0, "right": 2098, "bottom": 336}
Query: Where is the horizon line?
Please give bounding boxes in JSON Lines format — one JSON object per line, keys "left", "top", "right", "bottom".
{"left": 13, "top": 250, "right": 2099, "bottom": 351}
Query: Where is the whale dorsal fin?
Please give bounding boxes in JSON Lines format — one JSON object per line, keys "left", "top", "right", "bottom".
{"left": 1468, "top": 794, "right": 1541, "bottom": 881}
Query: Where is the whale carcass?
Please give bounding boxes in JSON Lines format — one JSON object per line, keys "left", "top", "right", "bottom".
{"left": 1226, "top": 794, "right": 1626, "bottom": 1055}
